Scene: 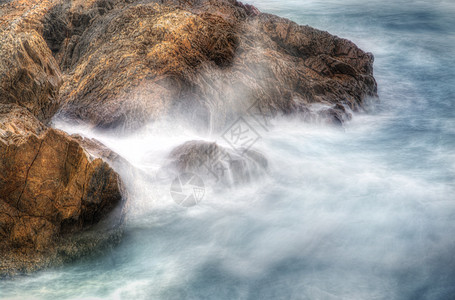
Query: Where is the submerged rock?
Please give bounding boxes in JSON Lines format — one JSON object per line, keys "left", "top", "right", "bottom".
{"left": 166, "top": 140, "right": 268, "bottom": 186}
{"left": 0, "top": 104, "right": 127, "bottom": 278}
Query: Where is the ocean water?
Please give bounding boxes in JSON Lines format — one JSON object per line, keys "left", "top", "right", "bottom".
{"left": 1, "top": 0, "right": 455, "bottom": 299}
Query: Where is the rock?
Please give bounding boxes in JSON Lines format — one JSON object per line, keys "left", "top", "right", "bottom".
{"left": 0, "top": 104, "right": 126, "bottom": 278}
{"left": 51, "top": 1, "right": 240, "bottom": 130}
{"left": 10, "top": 0, "right": 376, "bottom": 131}
{"left": 234, "top": 1, "right": 260, "bottom": 17}
{"left": 0, "top": 0, "right": 63, "bottom": 124}
{"left": 0, "top": 0, "right": 377, "bottom": 131}
{"left": 71, "top": 134, "right": 131, "bottom": 171}
{"left": 71, "top": 133, "right": 149, "bottom": 193}
{"left": 166, "top": 140, "right": 268, "bottom": 186}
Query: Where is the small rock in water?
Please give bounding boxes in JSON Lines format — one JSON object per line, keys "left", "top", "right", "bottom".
{"left": 165, "top": 140, "right": 268, "bottom": 187}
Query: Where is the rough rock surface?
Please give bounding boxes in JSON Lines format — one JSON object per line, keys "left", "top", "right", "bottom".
{"left": 1, "top": 0, "right": 377, "bottom": 131}
{"left": 53, "top": 0, "right": 377, "bottom": 130}
{"left": 0, "top": 0, "right": 63, "bottom": 124}
{"left": 167, "top": 140, "right": 268, "bottom": 185}
{"left": 0, "top": 104, "right": 126, "bottom": 278}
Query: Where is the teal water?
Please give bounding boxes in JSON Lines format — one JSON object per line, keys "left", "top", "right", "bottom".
{"left": 1, "top": 1, "right": 455, "bottom": 299}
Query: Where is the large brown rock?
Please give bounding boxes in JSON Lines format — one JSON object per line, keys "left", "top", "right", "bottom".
{"left": 49, "top": 1, "right": 240, "bottom": 129}
{"left": 0, "top": 0, "right": 63, "bottom": 124}
{"left": 30, "top": 0, "right": 377, "bottom": 130}
{"left": 0, "top": 0, "right": 377, "bottom": 130}
{"left": 0, "top": 104, "right": 126, "bottom": 277}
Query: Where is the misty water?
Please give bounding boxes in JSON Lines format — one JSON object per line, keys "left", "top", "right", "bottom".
{"left": 1, "top": 0, "right": 455, "bottom": 299}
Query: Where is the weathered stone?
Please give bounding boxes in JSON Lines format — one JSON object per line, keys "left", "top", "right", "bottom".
{"left": 25, "top": 0, "right": 376, "bottom": 131}
{"left": 1, "top": 0, "right": 377, "bottom": 131}
{"left": 0, "top": 104, "right": 126, "bottom": 277}
{"left": 0, "top": 0, "right": 63, "bottom": 123}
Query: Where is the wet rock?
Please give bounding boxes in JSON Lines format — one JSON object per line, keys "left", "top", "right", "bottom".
{"left": 52, "top": 1, "right": 240, "bottom": 130}
{"left": 166, "top": 140, "right": 268, "bottom": 186}
{"left": 7, "top": 0, "right": 376, "bottom": 131}
{"left": 71, "top": 134, "right": 131, "bottom": 171}
{"left": 0, "top": 104, "right": 126, "bottom": 278}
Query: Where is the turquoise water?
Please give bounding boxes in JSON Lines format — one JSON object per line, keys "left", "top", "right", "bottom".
{"left": 1, "top": 1, "right": 455, "bottom": 299}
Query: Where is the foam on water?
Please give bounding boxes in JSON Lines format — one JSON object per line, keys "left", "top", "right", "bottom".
{"left": 1, "top": 0, "right": 455, "bottom": 299}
